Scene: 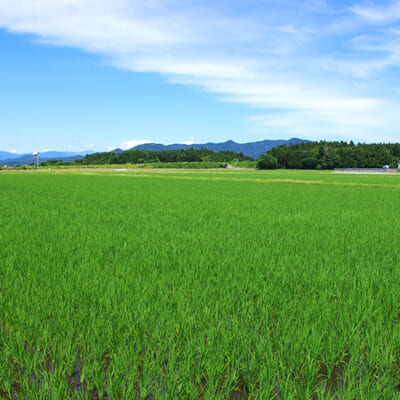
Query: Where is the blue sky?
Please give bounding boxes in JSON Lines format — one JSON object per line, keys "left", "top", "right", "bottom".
{"left": 0, "top": 0, "right": 400, "bottom": 153}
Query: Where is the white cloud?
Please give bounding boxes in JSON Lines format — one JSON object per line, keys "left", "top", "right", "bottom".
{"left": 115, "top": 56, "right": 255, "bottom": 80}
{"left": 197, "top": 76, "right": 382, "bottom": 113}
{"left": 84, "top": 144, "right": 94, "bottom": 149}
{"left": 182, "top": 138, "right": 194, "bottom": 145}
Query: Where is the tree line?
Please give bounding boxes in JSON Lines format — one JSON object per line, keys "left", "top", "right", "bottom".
{"left": 38, "top": 141, "right": 400, "bottom": 169}
{"left": 257, "top": 141, "right": 400, "bottom": 169}
{"left": 40, "top": 148, "right": 252, "bottom": 166}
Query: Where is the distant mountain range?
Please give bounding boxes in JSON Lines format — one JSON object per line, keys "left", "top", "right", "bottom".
{"left": 1, "top": 138, "right": 309, "bottom": 166}
{"left": 129, "top": 138, "right": 309, "bottom": 160}
{"left": 0, "top": 151, "right": 94, "bottom": 166}
{"left": 0, "top": 151, "right": 23, "bottom": 160}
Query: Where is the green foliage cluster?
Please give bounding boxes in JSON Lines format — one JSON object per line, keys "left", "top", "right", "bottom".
{"left": 77, "top": 148, "right": 252, "bottom": 166}
{"left": 40, "top": 159, "right": 71, "bottom": 167}
{"left": 39, "top": 160, "right": 227, "bottom": 169}
{"left": 142, "top": 161, "right": 225, "bottom": 169}
{"left": 1, "top": 171, "right": 400, "bottom": 398}
{"left": 256, "top": 154, "right": 278, "bottom": 170}
{"left": 38, "top": 148, "right": 252, "bottom": 168}
{"left": 260, "top": 141, "right": 400, "bottom": 169}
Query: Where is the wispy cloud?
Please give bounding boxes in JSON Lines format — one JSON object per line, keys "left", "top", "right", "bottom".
{"left": 319, "top": 55, "right": 398, "bottom": 79}
{"left": 0, "top": 0, "right": 399, "bottom": 141}
{"left": 249, "top": 106, "right": 400, "bottom": 143}
{"left": 351, "top": 1, "right": 400, "bottom": 25}
{"left": 276, "top": 24, "right": 303, "bottom": 38}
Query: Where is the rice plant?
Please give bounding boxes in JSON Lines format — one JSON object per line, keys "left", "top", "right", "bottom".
{"left": 1, "top": 170, "right": 400, "bottom": 399}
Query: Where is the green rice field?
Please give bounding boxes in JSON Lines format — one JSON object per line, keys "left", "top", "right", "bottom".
{"left": 1, "top": 169, "right": 400, "bottom": 399}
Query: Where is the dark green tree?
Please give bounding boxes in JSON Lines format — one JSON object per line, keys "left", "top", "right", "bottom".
{"left": 257, "top": 154, "right": 278, "bottom": 169}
